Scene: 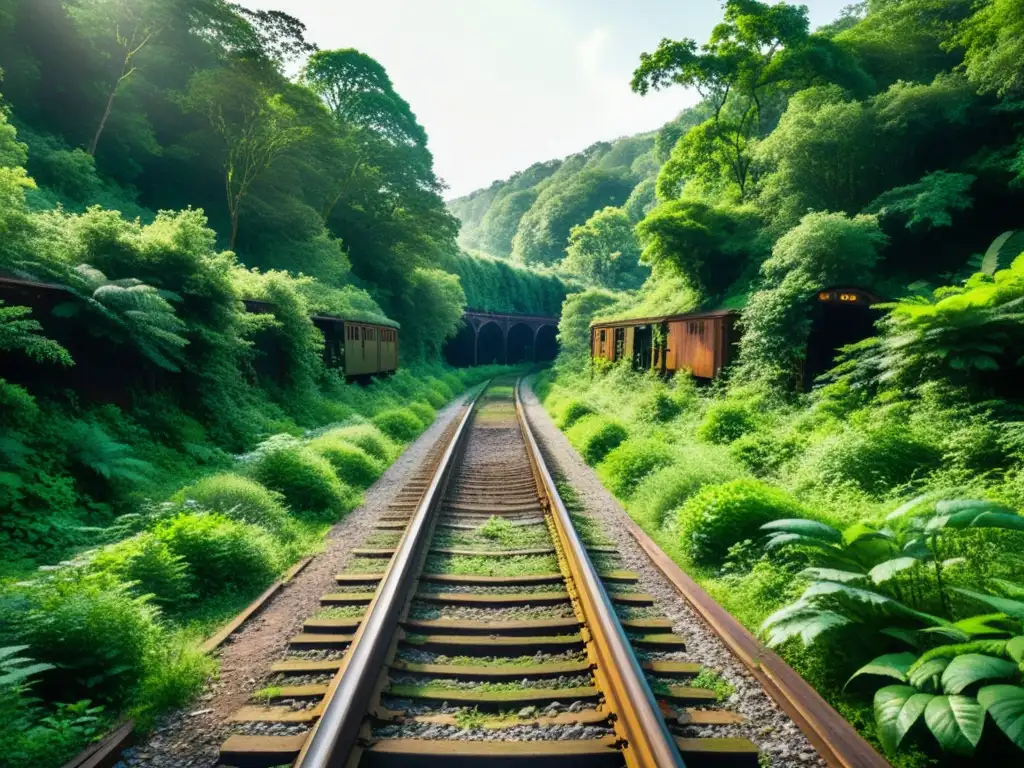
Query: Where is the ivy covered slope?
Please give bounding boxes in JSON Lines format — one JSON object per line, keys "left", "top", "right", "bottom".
{"left": 531, "top": 1, "right": 1024, "bottom": 766}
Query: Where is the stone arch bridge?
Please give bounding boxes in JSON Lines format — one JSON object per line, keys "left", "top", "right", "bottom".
{"left": 443, "top": 310, "right": 559, "bottom": 367}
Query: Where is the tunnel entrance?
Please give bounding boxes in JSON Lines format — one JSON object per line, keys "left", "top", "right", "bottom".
{"left": 476, "top": 321, "right": 505, "bottom": 365}
{"left": 536, "top": 325, "right": 558, "bottom": 362}
{"left": 443, "top": 322, "right": 476, "bottom": 367}
{"left": 803, "top": 288, "right": 881, "bottom": 389}
{"left": 506, "top": 323, "right": 534, "bottom": 364}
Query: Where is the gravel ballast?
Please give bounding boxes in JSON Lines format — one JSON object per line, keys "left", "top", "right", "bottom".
{"left": 520, "top": 378, "right": 828, "bottom": 768}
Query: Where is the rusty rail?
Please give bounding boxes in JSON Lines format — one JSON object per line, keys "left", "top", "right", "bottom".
{"left": 295, "top": 386, "right": 485, "bottom": 768}
{"left": 514, "top": 380, "right": 685, "bottom": 768}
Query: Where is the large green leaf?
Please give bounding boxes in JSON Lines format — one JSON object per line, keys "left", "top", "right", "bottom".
{"left": 970, "top": 512, "right": 1024, "bottom": 532}
{"left": 909, "top": 657, "right": 950, "bottom": 691}
{"left": 761, "top": 519, "right": 842, "bottom": 542}
{"left": 955, "top": 588, "right": 1024, "bottom": 620}
{"left": 760, "top": 604, "right": 851, "bottom": 647}
{"left": 799, "top": 567, "right": 867, "bottom": 584}
{"left": 881, "top": 627, "right": 922, "bottom": 648}
{"left": 1007, "top": 636, "right": 1024, "bottom": 663}
{"left": 885, "top": 494, "right": 932, "bottom": 522}
{"left": 847, "top": 652, "right": 917, "bottom": 689}
{"left": 923, "top": 695, "right": 985, "bottom": 755}
{"left": 951, "top": 614, "right": 1016, "bottom": 638}
{"left": 875, "top": 685, "right": 933, "bottom": 754}
{"left": 935, "top": 499, "right": 1006, "bottom": 516}
{"left": 941, "top": 654, "right": 1018, "bottom": 694}
{"left": 869, "top": 557, "right": 921, "bottom": 584}
{"left": 977, "top": 685, "right": 1024, "bottom": 749}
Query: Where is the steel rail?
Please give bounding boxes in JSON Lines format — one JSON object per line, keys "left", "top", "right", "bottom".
{"left": 295, "top": 385, "right": 486, "bottom": 768}
{"left": 514, "top": 379, "right": 686, "bottom": 768}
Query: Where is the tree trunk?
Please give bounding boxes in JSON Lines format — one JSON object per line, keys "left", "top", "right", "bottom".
{"left": 89, "top": 84, "right": 120, "bottom": 156}
{"left": 230, "top": 208, "right": 241, "bottom": 251}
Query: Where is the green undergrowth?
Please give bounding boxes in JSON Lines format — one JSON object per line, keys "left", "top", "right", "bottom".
{"left": 535, "top": 361, "right": 1024, "bottom": 766}
{"left": 315, "top": 606, "right": 367, "bottom": 619}
{"left": 0, "top": 365, "right": 520, "bottom": 768}
{"left": 388, "top": 680, "right": 591, "bottom": 696}
{"left": 435, "top": 518, "right": 551, "bottom": 550}
{"left": 425, "top": 554, "right": 560, "bottom": 577}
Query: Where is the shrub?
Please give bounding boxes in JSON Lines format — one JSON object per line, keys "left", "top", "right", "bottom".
{"left": 307, "top": 436, "right": 384, "bottom": 488}
{"left": 631, "top": 446, "right": 742, "bottom": 527}
{"left": 696, "top": 399, "right": 757, "bottom": 444}
{"left": 90, "top": 533, "right": 195, "bottom": 609}
{"left": 408, "top": 401, "right": 436, "bottom": 427}
{"left": 155, "top": 512, "right": 282, "bottom": 596}
{"left": 132, "top": 632, "right": 214, "bottom": 728}
{"left": 16, "top": 571, "right": 160, "bottom": 703}
{"left": 322, "top": 423, "right": 395, "bottom": 463}
{"left": 635, "top": 389, "right": 681, "bottom": 423}
{"left": 373, "top": 408, "right": 425, "bottom": 442}
{"left": 804, "top": 423, "right": 942, "bottom": 496}
{"left": 597, "top": 439, "right": 675, "bottom": 499}
{"left": 251, "top": 444, "right": 354, "bottom": 519}
{"left": 729, "top": 432, "right": 800, "bottom": 477}
{"left": 566, "top": 415, "right": 629, "bottom": 465}
{"left": 677, "top": 479, "right": 806, "bottom": 566}
{"left": 174, "top": 474, "right": 293, "bottom": 535}
{"left": 558, "top": 400, "right": 594, "bottom": 429}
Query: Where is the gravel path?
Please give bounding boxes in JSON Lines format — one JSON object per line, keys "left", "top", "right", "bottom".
{"left": 118, "top": 393, "right": 473, "bottom": 768}
{"left": 520, "top": 378, "right": 827, "bottom": 768}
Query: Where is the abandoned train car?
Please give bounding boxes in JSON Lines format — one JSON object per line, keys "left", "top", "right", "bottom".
{"left": 591, "top": 310, "right": 740, "bottom": 379}
{"left": 243, "top": 298, "right": 399, "bottom": 378}
{"left": 592, "top": 286, "right": 883, "bottom": 386}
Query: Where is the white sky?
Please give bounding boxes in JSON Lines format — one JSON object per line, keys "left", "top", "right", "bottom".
{"left": 252, "top": 1, "right": 852, "bottom": 198}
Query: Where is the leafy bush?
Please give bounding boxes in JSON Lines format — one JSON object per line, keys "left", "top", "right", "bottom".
{"left": 250, "top": 443, "right": 354, "bottom": 519}
{"left": 804, "top": 423, "right": 942, "bottom": 496}
{"left": 174, "top": 474, "right": 293, "bottom": 535}
{"left": 321, "top": 424, "right": 396, "bottom": 463}
{"left": 558, "top": 400, "right": 594, "bottom": 429}
{"left": 407, "top": 401, "right": 436, "bottom": 427}
{"left": 729, "top": 432, "right": 800, "bottom": 477}
{"left": 307, "top": 436, "right": 384, "bottom": 488}
{"left": 566, "top": 415, "right": 629, "bottom": 465}
{"left": 631, "top": 446, "right": 742, "bottom": 527}
{"left": 15, "top": 572, "right": 160, "bottom": 703}
{"left": 696, "top": 399, "right": 757, "bottom": 444}
{"left": 373, "top": 408, "right": 425, "bottom": 442}
{"left": 635, "top": 389, "right": 681, "bottom": 423}
{"left": 90, "top": 533, "right": 195, "bottom": 609}
{"left": 154, "top": 512, "right": 282, "bottom": 596}
{"left": 597, "top": 438, "right": 675, "bottom": 499}
{"left": 132, "top": 633, "right": 214, "bottom": 728}
{"left": 678, "top": 479, "right": 806, "bottom": 566}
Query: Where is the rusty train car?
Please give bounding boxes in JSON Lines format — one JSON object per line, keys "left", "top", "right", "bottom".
{"left": 242, "top": 298, "right": 398, "bottom": 378}
{"left": 591, "top": 310, "right": 740, "bottom": 379}
{"left": 591, "top": 286, "right": 882, "bottom": 385}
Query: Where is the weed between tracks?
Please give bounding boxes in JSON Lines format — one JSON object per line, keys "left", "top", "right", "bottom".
{"left": 433, "top": 519, "right": 551, "bottom": 550}
{"left": 424, "top": 554, "right": 560, "bottom": 577}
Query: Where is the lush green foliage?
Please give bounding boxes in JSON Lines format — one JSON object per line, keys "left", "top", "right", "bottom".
{"left": 372, "top": 408, "right": 426, "bottom": 442}
{"left": 596, "top": 438, "right": 675, "bottom": 499}
{"left": 565, "top": 414, "right": 628, "bottom": 465}
{"left": 249, "top": 441, "right": 355, "bottom": 520}
{"left": 307, "top": 437, "right": 384, "bottom": 489}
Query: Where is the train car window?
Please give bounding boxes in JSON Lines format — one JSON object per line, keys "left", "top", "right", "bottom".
{"left": 599, "top": 330, "right": 606, "bottom": 342}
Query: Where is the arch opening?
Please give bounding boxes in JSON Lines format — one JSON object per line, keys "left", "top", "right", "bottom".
{"left": 476, "top": 321, "right": 505, "bottom": 365}
{"left": 506, "top": 323, "right": 534, "bottom": 364}
{"left": 443, "top": 322, "right": 476, "bottom": 367}
{"left": 804, "top": 288, "right": 879, "bottom": 389}
{"left": 536, "top": 325, "right": 559, "bottom": 362}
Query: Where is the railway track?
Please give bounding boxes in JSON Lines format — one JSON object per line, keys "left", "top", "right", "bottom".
{"left": 218, "top": 378, "right": 761, "bottom": 768}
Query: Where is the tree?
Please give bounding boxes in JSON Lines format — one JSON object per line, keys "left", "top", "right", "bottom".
{"left": 562, "top": 207, "right": 649, "bottom": 291}
{"left": 231, "top": 6, "right": 317, "bottom": 69}
{"left": 631, "top": 0, "right": 812, "bottom": 197}
{"left": 185, "top": 59, "right": 312, "bottom": 250}
{"left": 956, "top": 0, "right": 1024, "bottom": 99}
{"left": 301, "top": 48, "right": 436, "bottom": 224}
{"left": 68, "top": 0, "right": 163, "bottom": 156}
{"left": 635, "top": 200, "right": 761, "bottom": 298}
